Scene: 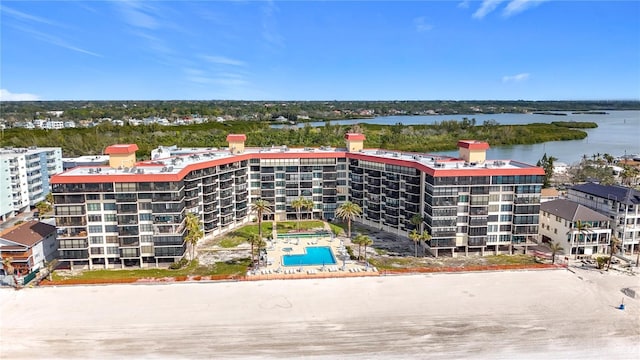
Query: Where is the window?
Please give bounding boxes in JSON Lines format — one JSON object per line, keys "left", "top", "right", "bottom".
{"left": 88, "top": 225, "right": 103, "bottom": 233}
{"left": 88, "top": 215, "right": 102, "bottom": 222}
{"left": 104, "top": 214, "right": 116, "bottom": 222}
{"left": 87, "top": 203, "right": 101, "bottom": 211}
{"left": 89, "top": 236, "right": 103, "bottom": 244}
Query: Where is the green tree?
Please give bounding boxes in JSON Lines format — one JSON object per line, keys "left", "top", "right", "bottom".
{"left": 607, "top": 236, "right": 620, "bottom": 270}
{"left": 184, "top": 212, "right": 203, "bottom": 261}
{"left": 45, "top": 192, "right": 54, "bottom": 204}
{"left": 335, "top": 201, "right": 362, "bottom": 239}
{"left": 537, "top": 153, "right": 557, "bottom": 188}
{"left": 302, "top": 198, "right": 314, "bottom": 221}
{"left": 360, "top": 235, "right": 373, "bottom": 262}
{"left": 292, "top": 197, "right": 306, "bottom": 230}
{"left": 247, "top": 233, "right": 261, "bottom": 266}
{"left": 572, "top": 220, "right": 591, "bottom": 259}
{"left": 409, "top": 230, "right": 421, "bottom": 257}
{"left": 621, "top": 165, "right": 639, "bottom": 186}
{"left": 549, "top": 242, "right": 564, "bottom": 264}
{"left": 35, "top": 201, "right": 52, "bottom": 216}
{"left": 410, "top": 214, "right": 423, "bottom": 232}
{"left": 251, "top": 199, "right": 273, "bottom": 240}
{"left": 420, "top": 231, "right": 432, "bottom": 256}
{"left": 352, "top": 233, "right": 364, "bottom": 260}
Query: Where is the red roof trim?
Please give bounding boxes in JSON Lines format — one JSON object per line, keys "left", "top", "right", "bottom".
{"left": 457, "top": 140, "right": 490, "bottom": 150}
{"left": 51, "top": 149, "right": 542, "bottom": 184}
{"left": 226, "top": 134, "right": 247, "bottom": 142}
{"left": 104, "top": 144, "right": 139, "bottom": 154}
{"left": 345, "top": 133, "right": 366, "bottom": 141}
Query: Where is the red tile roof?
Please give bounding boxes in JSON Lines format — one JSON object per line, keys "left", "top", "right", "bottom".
{"left": 104, "top": 144, "right": 139, "bottom": 154}
{"left": 226, "top": 134, "right": 247, "bottom": 142}
{"left": 457, "top": 140, "right": 490, "bottom": 150}
{"left": 345, "top": 133, "right": 366, "bottom": 141}
{"left": 0, "top": 221, "right": 56, "bottom": 248}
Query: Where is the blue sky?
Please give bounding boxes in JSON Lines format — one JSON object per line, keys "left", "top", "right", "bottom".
{"left": 1, "top": 1, "right": 639, "bottom": 101}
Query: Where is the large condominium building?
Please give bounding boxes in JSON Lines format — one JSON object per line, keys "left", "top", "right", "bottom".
{"left": 0, "top": 147, "right": 63, "bottom": 221}
{"left": 567, "top": 183, "right": 640, "bottom": 255}
{"left": 50, "top": 134, "right": 544, "bottom": 269}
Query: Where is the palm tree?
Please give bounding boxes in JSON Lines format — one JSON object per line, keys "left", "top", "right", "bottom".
{"left": 335, "top": 201, "right": 362, "bottom": 239}
{"left": 549, "top": 242, "right": 564, "bottom": 264}
{"left": 251, "top": 199, "right": 273, "bottom": 240}
{"left": 420, "top": 232, "right": 432, "bottom": 256}
{"left": 409, "top": 230, "right": 421, "bottom": 257}
{"left": 247, "top": 233, "right": 261, "bottom": 266}
{"left": 607, "top": 236, "right": 620, "bottom": 270}
{"left": 360, "top": 235, "right": 373, "bottom": 263}
{"left": 184, "top": 212, "right": 203, "bottom": 261}
{"left": 292, "top": 197, "right": 306, "bottom": 231}
{"left": 410, "top": 214, "right": 423, "bottom": 232}
{"left": 352, "top": 233, "right": 365, "bottom": 260}
{"left": 302, "top": 198, "right": 314, "bottom": 221}
{"left": 573, "top": 220, "right": 591, "bottom": 259}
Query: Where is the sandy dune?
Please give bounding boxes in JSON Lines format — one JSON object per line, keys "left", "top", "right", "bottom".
{"left": 1, "top": 267, "right": 638, "bottom": 359}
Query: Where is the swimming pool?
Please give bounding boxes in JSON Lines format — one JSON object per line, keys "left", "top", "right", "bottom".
{"left": 282, "top": 246, "right": 337, "bottom": 266}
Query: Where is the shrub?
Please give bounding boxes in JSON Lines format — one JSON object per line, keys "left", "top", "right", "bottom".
{"left": 596, "top": 256, "right": 608, "bottom": 269}
{"left": 346, "top": 245, "right": 356, "bottom": 260}
{"left": 169, "top": 258, "right": 189, "bottom": 270}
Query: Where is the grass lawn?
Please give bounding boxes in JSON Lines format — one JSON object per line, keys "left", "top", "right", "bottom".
{"left": 276, "top": 220, "right": 325, "bottom": 232}
{"left": 213, "top": 223, "right": 273, "bottom": 248}
{"left": 484, "top": 254, "right": 537, "bottom": 265}
{"left": 52, "top": 258, "right": 252, "bottom": 281}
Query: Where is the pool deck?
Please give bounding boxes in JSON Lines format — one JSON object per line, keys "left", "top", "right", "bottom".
{"left": 247, "top": 232, "right": 378, "bottom": 278}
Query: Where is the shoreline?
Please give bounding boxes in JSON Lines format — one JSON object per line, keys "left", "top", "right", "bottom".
{"left": 2, "top": 267, "right": 638, "bottom": 359}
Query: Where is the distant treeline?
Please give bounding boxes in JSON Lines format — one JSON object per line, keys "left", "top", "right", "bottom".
{"left": 1, "top": 100, "right": 638, "bottom": 122}
{"left": 550, "top": 121, "right": 599, "bottom": 129}
{"left": 0, "top": 120, "right": 594, "bottom": 158}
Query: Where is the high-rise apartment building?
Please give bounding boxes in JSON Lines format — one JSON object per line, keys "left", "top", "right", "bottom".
{"left": 1, "top": 147, "right": 63, "bottom": 220}
{"left": 50, "top": 134, "right": 544, "bottom": 269}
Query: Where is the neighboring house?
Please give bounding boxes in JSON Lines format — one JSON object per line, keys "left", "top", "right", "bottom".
{"left": 540, "top": 188, "right": 560, "bottom": 203}
{"left": 568, "top": 183, "right": 640, "bottom": 255}
{"left": 0, "top": 220, "right": 57, "bottom": 274}
{"left": 539, "top": 199, "right": 611, "bottom": 258}
{"left": 0, "top": 146, "right": 63, "bottom": 221}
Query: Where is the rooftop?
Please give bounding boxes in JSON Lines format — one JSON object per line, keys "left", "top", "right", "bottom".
{"left": 571, "top": 182, "right": 640, "bottom": 205}
{"left": 540, "top": 199, "right": 611, "bottom": 223}
{"left": 0, "top": 220, "right": 56, "bottom": 248}
{"left": 52, "top": 143, "right": 542, "bottom": 184}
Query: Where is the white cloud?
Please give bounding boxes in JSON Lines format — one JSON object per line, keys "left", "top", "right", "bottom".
{"left": 473, "top": 0, "right": 505, "bottom": 19}
{"left": 0, "top": 89, "right": 40, "bottom": 101}
{"left": 200, "top": 55, "right": 246, "bottom": 67}
{"left": 457, "top": 1, "right": 471, "bottom": 9}
{"left": 503, "top": 0, "right": 547, "bottom": 17}
{"left": 9, "top": 24, "right": 102, "bottom": 57}
{"left": 115, "top": 0, "right": 159, "bottom": 30}
{"left": 0, "top": 5, "right": 66, "bottom": 28}
{"left": 413, "top": 17, "right": 434, "bottom": 32}
{"left": 502, "top": 73, "right": 530, "bottom": 83}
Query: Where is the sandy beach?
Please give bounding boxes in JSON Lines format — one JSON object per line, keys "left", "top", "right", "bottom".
{"left": 1, "top": 267, "right": 638, "bottom": 359}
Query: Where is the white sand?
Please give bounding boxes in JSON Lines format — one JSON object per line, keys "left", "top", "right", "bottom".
{"left": 1, "top": 267, "right": 639, "bottom": 359}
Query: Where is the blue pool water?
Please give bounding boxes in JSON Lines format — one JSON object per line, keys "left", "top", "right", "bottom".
{"left": 282, "top": 246, "right": 337, "bottom": 266}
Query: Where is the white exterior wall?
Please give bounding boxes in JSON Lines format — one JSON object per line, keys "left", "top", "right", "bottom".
{"left": 568, "top": 190, "right": 639, "bottom": 255}
{"left": 0, "top": 147, "right": 63, "bottom": 219}
{"left": 539, "top": 211, "right": 611, "bottom": 257}
{"left": 0, "top": 159, "right": 13, "bottom": 220}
